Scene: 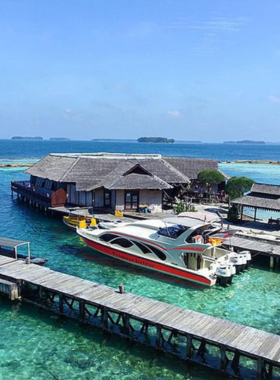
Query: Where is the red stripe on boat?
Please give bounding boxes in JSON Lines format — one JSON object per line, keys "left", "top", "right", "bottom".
{"left": 171, "top": 246, "right": 205, "bottom": 252}
{"left": 83, "top": 238, "right": 211, "bottom": 286}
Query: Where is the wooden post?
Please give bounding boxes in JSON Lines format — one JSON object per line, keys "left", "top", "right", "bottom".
{"left": 59, "top": 294, "right": 63, "bottom": 314}
{"left": 197, "top": 339, "right": 206, "bottom": 360}
{"left": 119, "top": 284, "right": 125, "bottom": 294}
{"left": 79, "top": 300, "right": 85, "bottom": 321}
{"left": 257, "top": 357, "right": 264, "bottom": 379}
{"left": 122, "top": 313, "right": 130, "bottom": 336}
{"left": 267, "top": 362, "right": 273, "bottom": 378}
{"left": 156, "top": 325, "right": 162, "bottom": 347}
{"left": 231, "top": 351, "right": 240, "bottom": 375}
{"left": 220, "top": 345, "right": 228, "bottom": 371}
{"left": 102, "top": 307, "right": 108, "bottom": 328}
{"left": 186, "top": 334, "right": 193, "bottom": 358}
{"left": 270, "top": 256, "right": 274, "bottom": 270}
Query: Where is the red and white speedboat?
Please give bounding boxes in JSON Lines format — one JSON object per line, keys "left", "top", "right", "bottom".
{"left": 77, "top": 217, "right": 243, "bottom": 287}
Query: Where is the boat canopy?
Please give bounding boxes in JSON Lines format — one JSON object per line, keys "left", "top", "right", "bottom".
{"left": 162, "top": 217, "right": 211, "bottom": 228}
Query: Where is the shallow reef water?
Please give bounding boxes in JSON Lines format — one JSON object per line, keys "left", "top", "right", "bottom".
{"left": 1, "top": 140, "right": 280, "bottom": 379}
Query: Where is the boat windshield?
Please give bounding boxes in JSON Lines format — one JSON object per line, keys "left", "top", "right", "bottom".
{"left": 157, "top": 224, "right": 188, "bottom": 239}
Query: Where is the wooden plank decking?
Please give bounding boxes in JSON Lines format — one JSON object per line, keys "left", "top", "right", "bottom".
{"left": 1, "top": 254, "right": 280, "bottom": 379}
{"left": 1, "top": 255, "right": 280, "bottom": 370}
{"left": 223, "top": 235, "right": 280, "bottom": 257}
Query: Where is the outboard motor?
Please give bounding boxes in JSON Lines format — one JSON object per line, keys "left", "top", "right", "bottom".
{"left": 239, "top": 251, "right": 248, "bottom": 272}
{"left": 216, "top": 263, "right": 235, "bottom": 286}
{"left": 229, "top": 252, "right": 244, "bottom": 274}
{"left": 239, "top": 250, "right": 251, "bottom": 269}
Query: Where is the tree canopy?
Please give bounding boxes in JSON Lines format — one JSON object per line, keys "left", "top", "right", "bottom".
{"left": 225, "top": 176, "right": 254, "bottom": 200}
{"left": 197, "top": 170, "right": 225, "bottom": 189}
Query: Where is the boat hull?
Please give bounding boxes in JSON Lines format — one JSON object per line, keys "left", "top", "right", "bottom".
{"left": 82, "top": 237, "right": 215, "bottom": 286}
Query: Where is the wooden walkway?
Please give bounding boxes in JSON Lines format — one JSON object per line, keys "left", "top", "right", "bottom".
{"left": 223, "top": 234, "right": 280, "bottom": 258}
{"left": 0, "top": 254, "right": 280, "bottom": 379}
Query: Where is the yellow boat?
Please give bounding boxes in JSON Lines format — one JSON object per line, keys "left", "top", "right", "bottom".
{"left": 63, "top": 215, "right": 96, "bottom": 230}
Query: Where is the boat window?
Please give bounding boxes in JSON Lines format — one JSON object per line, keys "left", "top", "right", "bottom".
{"left": 133, "top": 241, "right": 152, "bottom": 254}
{"left": 99, "top": 234, "right": 117, "bottom": 242}
{"left": 133, "top": 241, "right": 166, "bottom": 260}
{"left": 111, "top": 238, "right": 134, "bottom": 248}
{"left": 147, "top": 245, "right": 166, "bottom": 261}
{"left": 185, "top": 228, "right": 202, "bottom": 243}
{"left": 158, "top": 224, "right": 188, "bottom": 239}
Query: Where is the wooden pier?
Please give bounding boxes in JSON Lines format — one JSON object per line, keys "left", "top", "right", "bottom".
{"left": 222, "top": 233, "right": 280, "bottom": 268}
{"left": 0, "top": 254, "right": 280, "bottom": 379}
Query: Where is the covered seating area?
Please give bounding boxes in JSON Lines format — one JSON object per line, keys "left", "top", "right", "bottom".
{"left": 0, "top": 236, "right": 31, "bottom": 260}
{"left": 230, "top": 183, "right": 280, "bottom": 226}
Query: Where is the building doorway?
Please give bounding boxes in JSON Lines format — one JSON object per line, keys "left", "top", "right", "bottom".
{"left": 125, "top": 191, "right": 139, "bottom": 210}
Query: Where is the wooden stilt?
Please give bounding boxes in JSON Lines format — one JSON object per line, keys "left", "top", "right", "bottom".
{"left": 270, "top": 256, "right": 274, "bottom": 269}
{"left": 220, "top": 345, "right": 229, "bottom": 371}
{"left": 186, "top": 334, "right": 193, "bottom": 358}
{"left": 79, "top": 300, "right": 85, "bottom": 321}
{"left": 257, "top": 357, "right": 264, "bottom": 379}
{"left": 59, "top": 294, "right": 63, "bottom": 314}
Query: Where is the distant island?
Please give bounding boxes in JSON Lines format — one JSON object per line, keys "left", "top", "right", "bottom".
{"left": 137, "top": 137, "right": 175, "bottom": 143}
{"left": 11, "top": 136, "right": 43, "bottom": 140}
{"left": 223, "top": 140, "right": 265, "bottom": 145}
{"left": 49, "top": 137, "right": 71, "bottom": 141}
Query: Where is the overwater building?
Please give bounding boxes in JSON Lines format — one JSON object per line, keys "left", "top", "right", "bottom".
{"left": 11, "top": 152, "right": 224, "bottom": 212}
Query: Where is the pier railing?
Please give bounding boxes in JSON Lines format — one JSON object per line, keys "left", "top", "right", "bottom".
{"left": 11, "top": 181, "right": 67, "bottom": 208}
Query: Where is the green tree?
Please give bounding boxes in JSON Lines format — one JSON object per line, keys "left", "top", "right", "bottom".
{"left": 225, "top": 176, "right": 254, "bottom": 200}
{"left": 227, "top": 204, "right": 240, "bottom": 223}
{"left": 197, "top": 170, "right": 225, "bottom": 193}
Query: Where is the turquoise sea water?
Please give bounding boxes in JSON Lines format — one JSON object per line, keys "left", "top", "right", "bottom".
{"left": 1, "top": 140, "right": 280, "bottom": 379}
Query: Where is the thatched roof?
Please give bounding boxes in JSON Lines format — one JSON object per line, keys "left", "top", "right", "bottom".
{"left": 231, "top": 195, "right": 280, "bottom": 211}
{"left": 25, "top": 155, "right": 76, "bottom": 182}
{"left": 250, "top": 183, "right": 280, "bottom": 196}
{"left": 164, "top": 157, "right": 218, "bottom": 179}
{"left": 25, "top": 153, "right": 218, "bottom": 191}
{"left": 103, "top": 173, "right": 172, "bottom": 190}
{"left": 231, "top": 183, "right": 280, "bottom": 211}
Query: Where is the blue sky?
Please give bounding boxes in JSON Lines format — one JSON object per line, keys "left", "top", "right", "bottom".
{"left": 1, "top": 0, "right": 280, "bottom": 142}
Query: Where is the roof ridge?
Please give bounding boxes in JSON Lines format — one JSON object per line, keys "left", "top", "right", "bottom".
{"left": 162, "top": 158, "right": 190, "bottom": 182}
{"left": 60, "top": 156, "right": 80, "bottom": 182}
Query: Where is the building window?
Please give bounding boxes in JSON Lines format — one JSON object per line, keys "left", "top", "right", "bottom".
{"left": 125, "top": 191, "right": 139, "bottom": 210}
{"left": 104, "top": 189, "right": 111, "bottom": 207}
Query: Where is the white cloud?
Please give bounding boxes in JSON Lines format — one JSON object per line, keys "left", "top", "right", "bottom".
{"left": 268, "top": 95, "right": 280, "bottom": 104}
{"left": 166, "top": 16, "right": 247, "bottom": 33}
{"left": 168, "top": 110, "right": 181, "bottom": 118}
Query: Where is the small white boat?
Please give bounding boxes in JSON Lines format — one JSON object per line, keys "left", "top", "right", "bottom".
{"left": 76, "top": 217, "right": 246, "bottom": 287}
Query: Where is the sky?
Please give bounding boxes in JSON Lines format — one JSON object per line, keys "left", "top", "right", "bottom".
{"left": 0, "top": 0, "right": 280, "bottom": 142}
